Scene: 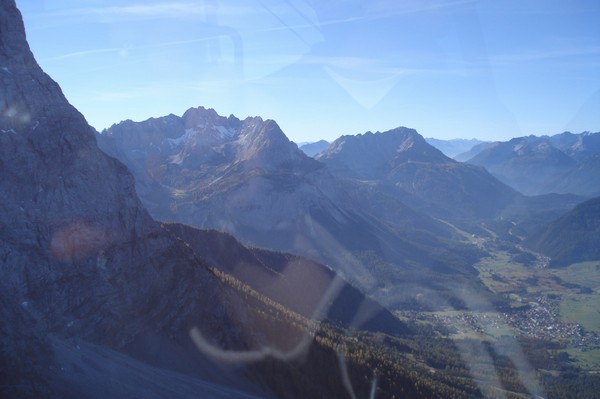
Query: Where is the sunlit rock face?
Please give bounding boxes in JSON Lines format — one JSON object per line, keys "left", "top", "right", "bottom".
{"left": 98, "top": 109, "right": 337, "bottom": 257}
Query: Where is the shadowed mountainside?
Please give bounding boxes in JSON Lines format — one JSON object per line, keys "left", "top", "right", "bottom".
{"left": 525, "top": 196, "right": 600, "bottom": 267}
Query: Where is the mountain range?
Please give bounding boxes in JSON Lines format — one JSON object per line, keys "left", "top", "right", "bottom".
{"left": 465, "top": 132, "right": 600, "bottom": 196}
{"left": 97, "top": 110, "right": 505, "bottom": 311}
{"left": 316, "top": 128, "right": 519, "bottom": 221}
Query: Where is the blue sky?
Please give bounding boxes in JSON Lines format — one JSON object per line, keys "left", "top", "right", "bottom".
{"left": 17, "top": 0, "right": 600, "bottom": 142}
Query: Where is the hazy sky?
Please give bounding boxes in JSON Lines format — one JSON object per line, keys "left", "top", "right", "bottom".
{"left": 17, "top": 0, "right": 600, "bottom": 142}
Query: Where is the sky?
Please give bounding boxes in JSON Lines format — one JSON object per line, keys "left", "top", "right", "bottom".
{"left": 16, "top": 0, "right": 600, "bottom": 143}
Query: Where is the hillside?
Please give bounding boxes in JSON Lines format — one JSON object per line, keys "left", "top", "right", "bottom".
{"left": 525, "top": 196, "right": 600, "bottom": 267}
{"left": 162, "top": 223, "right": 409, "bottom": 335}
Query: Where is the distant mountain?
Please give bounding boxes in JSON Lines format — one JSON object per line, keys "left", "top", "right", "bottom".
{"left": 317, "top": 128, "right": 519, "bottom": 221}
{"left": 525, "top": 196, "right": 600, "bottom": 267}
{"left": 547, "top": 131, "right": 600, "bottom": 162}
{"left": 425, "top": 137, "right": 488, "bottom": 159}
{"left": 299, "top": 140, "right": 330, "bottom": 157}
{"left": 454, "top": 141, "right": 494, "bottom": 162}
{"left": 98, "top": 111, "right": 487, "bottom": 310}
{"left": 467, "top": 132, "right": 600, "bottom": 196}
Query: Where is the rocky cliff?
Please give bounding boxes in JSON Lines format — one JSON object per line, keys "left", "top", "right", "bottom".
{"left": 0, "top": 2, "right": 342, "bottom": 397}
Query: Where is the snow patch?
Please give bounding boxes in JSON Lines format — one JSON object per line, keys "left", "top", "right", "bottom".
{"left": 513, "top": 142, "right": 526, "bottom": 152}
{"left": 167, "top": 128, "right": 195, "bottom": 148}
{"left": 216, "top": 125, "right": 235, "bottom": 139}
{"left": 168, "top": 153, "right": 184, "bottom": 165}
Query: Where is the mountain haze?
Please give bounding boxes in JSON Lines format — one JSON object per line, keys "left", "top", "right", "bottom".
{"left": 467, "top": 132, "right": 600, "bottom": 196}
{"left": 425, "top": 137, "right": 487, "bottom": 159}
{"left": 299, "top": 140, "right": 330, "bottom": 157}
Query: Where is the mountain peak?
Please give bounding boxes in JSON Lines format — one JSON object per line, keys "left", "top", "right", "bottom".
{"left": 1, "top": 0, "right": 93, "bottom": 145}
{"left": 100, "top": 107, "right": 317, "bottom": 172}
{"left": 318, "top": 126, "right": 450, "bottom": 180}
{"left": 318, "top": 126, "right": 517, "bottom": 219}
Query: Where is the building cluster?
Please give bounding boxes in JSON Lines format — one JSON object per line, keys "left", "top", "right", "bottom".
{"left": 406, "top": 294, "right": 600, "bottom": 352}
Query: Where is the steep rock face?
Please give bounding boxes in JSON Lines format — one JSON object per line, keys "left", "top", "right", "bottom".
{"left": 467, "top": 132, "right": 600, "bottom": 196}
{"left": 317, "top": 128, "right": 518, "bottom": 220}
{"left": 98, "top": 110, "right": 335, "bottom": 248}
{"left": 0, "top": 3, "right": 294, "bottom": 397}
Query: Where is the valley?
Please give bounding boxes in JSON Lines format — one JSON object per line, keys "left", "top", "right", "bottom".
{"left": 401, "top": 231, "right": 600, "bottom": 374}
{"left": 4, "top": 1, "right": 600, "bottom": 397}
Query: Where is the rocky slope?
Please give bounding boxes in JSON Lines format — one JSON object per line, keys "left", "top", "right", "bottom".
{"left": 317, "top": 128, "right": 519, "bottom": 220}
